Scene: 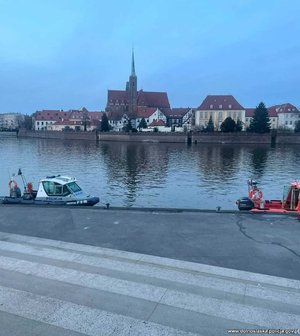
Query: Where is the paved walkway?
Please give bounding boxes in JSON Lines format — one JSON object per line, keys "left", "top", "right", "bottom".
{"left": 0, "top": 206, "right": 300, "bottom": 280}
{"left": 0, "top": 232, "right": 299, "bottom": 335}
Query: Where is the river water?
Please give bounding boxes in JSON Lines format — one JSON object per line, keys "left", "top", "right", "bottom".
{"left": 0, "top": 134, "right": 299, "bottom": 210}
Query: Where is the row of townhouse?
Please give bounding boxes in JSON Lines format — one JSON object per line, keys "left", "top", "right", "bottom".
{"left": 31, "top": 98, "right": 300, "bottom": 133}
{"left": 107, "top": 107, "right": 193, "bottom": 132}
{"left": 194, "top": 95, "right": 300, "bottom": 131}
{"left": 32, "top": 107, "right": 193, "bottom": 133}
{"left": 27, "top": 52, "right": 300, "bottom": 133}
{"left": 33, "top": 108, "right": 103, "bottom": 131}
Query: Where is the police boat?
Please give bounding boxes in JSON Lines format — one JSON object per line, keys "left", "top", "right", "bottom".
{"left": 0, "top": 170, "right": 99, "bottom": 206}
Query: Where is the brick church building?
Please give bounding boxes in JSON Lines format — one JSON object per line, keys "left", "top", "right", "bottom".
{"left": 105, "top": 51, "right": 171, "bottom": 130}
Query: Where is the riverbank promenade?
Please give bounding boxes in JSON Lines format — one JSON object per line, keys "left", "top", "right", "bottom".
{"left": 0, "top": 206, "right": 299, "bottom": 335}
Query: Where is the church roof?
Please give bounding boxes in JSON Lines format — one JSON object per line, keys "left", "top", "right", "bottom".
{"left": 107, "top": 89, "right": 170, "bottom": 109}
{"left": 107, "top": 90, "right": 129, "bottom": 104}
{"left": 137, "top": 90, "right": 170, "bottom": 108}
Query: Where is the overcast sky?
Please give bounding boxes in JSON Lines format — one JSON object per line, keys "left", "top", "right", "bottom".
{"left": 0, "top": 0, "right": 299, "bottom": 113}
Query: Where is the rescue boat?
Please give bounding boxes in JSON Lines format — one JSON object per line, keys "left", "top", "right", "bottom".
{"left": 236, "top": 179, "right": 300, "bottom": 213}
{"left": 0, "top": 169, "right": 99, "bottom": 206}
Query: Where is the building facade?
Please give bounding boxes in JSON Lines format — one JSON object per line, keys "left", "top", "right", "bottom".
{"left": 33, "top": 108, "right": 103, "bottom": 131}
{"left": 245, "top": 103, "right": 300, "bottom": 130}
{"left": 164, "top": 108, "right": 194, "bottom": 130}
{"left": 0, "top": 113, "right": 24, "bottom": 130}
{"left": 194, "top": 95, "right": 246, "bottom": 131}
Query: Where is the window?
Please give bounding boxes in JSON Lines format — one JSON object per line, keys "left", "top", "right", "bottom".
{"left": 219, "top": 104, "right": 222, "bottom": 109}
{"left": 62, "top": 186, "right": 71, "bottom": 196}
{"left": 42, "top": 181, "right": 70, "bottom": 196}
{"left": 67, "top": 182, "right": 82, "bottom": 193}
{"left": 210, "top": 105, "right": 213, "bottom": 109}
{"left": 205, "top": 112, "right": 208, "bottom": 119}
{"left": 228, "top": 104, "right": 232, "bottom": 109}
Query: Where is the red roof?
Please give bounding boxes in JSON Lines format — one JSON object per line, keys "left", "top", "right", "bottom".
{"left": 269, "top": 103, "right": 299, "bottom": 115}
{"left": 106, "top": 110, "right": 128, "bottom": 121}
{"left": 246, "top": 107, "right": 277, "bottom": 118}
{"left": 136, "top": 107, "right": 157, "bottom": 118}
{"left": 246, "top": 103, "right": 299, "bottom": 118}
{"left": 149, "top": 119, "right": 166, "bottom": 127}
{"left": 198, "top": 95, "right": 244, "bottom": 110}
{"left": 107, "top": 89, "right": 170, "bottom": 109}
{"left": 88, "top": 112, "right": 104, "bottom": 120}
{"left": 266, "top": 106, "right": 280, "bottom": 118}
{"left": 245, "top": 108, "right": 255, "bottom": 118}
{"left": 137, "top": 90, "right": 170, "bottom": 108}
{"left": 107, "top": 90, "right": 129, "bottom": 104}
{"left": 35, "top": 109, "right": 104, "bottom": 122}
{"left": 35, "top": 110, "right": 70, "bottom": 121}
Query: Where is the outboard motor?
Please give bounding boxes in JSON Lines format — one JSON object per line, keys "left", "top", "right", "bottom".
{"left": 236, "top": 197, "right": 254, "bottom": 211}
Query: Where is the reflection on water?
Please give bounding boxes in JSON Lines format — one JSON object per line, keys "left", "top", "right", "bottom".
{"left": 250, "top": 147, "right": 269, "bottom": 177}
{"left": 100, "top": 142, "right": 169, "bottom": 206}
{"left": 0, "top": 135, "right": 299, "bottom": 209}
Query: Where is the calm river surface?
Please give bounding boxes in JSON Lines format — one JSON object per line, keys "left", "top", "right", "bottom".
{"left": 1, "top": 134, "right": 299, "bottom": 210}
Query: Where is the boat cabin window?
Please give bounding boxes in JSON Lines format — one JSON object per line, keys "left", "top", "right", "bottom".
{"left": 282, "top": 185, "right": 300, "bottom": 210}
{"left": 67, "top": 182, "right": 82, "bottom": 193}
{"left": 42, "top": 181, "right": 71, "bottom": 196}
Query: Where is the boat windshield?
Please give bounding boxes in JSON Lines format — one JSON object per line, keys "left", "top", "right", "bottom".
{"left": 42, "top": 181, "right": 71, "bottom": 196}
{"left": 282, "top": 185, "right": 290, "bottom": 202}
{"left": 67, "top": 182, "right": 82, "bottom": 193}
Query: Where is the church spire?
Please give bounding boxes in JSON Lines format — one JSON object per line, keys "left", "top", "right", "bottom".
{"left": 128, "top": 49, "right": 137, "bottom": 115}
{"left": 131, "top": 48, "right": 136, "bottom": 77}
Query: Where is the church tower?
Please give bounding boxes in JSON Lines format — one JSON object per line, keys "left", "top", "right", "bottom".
{"left": 128, "top": 49, "right": 137, "bottom": 115}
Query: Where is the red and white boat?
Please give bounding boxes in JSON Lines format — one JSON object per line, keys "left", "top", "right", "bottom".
{"left": 236, "top": 179, "right": 300, "bottom": 213}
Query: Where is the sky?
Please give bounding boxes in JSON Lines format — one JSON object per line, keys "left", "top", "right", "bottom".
{"left": 0, "top": 0, "right": 300, "bottom": 114}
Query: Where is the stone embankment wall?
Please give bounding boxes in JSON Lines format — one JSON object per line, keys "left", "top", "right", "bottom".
{"left": 98, "top": 132, "right": 187, "bottom": 143}
{"left": 18, "top": 129, "right": 97, "bottom": 141}
{"left": 192, "top": 133, "right": 271, "bottom": 144}
{"left": 276, "top": 133, "right": 300, "bottom": 144}
{"left": 17, "top": 129, "right": 300, "bottom": 144}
